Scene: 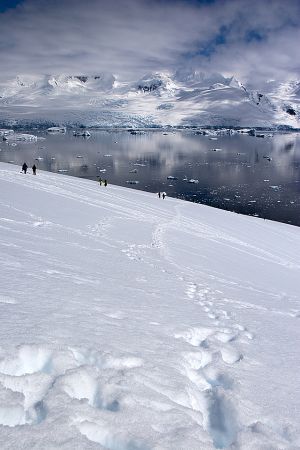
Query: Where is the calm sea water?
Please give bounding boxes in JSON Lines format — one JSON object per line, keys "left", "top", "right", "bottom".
{"left": 1, "top": 129, "right": 300, "bottom": 226}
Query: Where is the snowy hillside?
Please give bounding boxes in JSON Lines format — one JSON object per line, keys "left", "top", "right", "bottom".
{"left": 0, "top": 71, "right": 299, "bottom": 128}
{"left": 0, "top": 162, "right": 300, "bottom": 449}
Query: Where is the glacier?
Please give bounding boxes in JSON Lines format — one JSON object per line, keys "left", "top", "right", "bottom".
{"left": 0, "top": 71, "right": 299, "bottom": 129}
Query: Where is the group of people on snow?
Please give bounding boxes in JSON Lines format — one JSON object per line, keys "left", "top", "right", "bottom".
{"left": 98, "top": 178, "right": 108, "bottom": 187}
{"left": 20, "top": 165, "right": 167, "bottom": 201}
{"left": 22, "top": 163, "right": 36, "bottom": 175}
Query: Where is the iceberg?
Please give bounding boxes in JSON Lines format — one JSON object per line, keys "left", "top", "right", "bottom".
{"left": 47, "top": 127, "right": 66, "bottom": 133}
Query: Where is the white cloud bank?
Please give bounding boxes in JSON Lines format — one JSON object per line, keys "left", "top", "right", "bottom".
{"left": 0, "top": 0, "right": 299, "bottom": 85}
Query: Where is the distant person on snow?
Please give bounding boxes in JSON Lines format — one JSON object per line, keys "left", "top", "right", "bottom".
{"left": 32, "top": 164, "right": 37, "bottom": 175}
{"left": 22, "top": 162, "right": 28, "bottom": 174}
{"left": 99, "top": 178, "right": 102, "bottom": 186}
{"left": 158, "top": 192, "right": 161, "bottom": 198}
{"left": 104, "top": 179, "right": 107, "bottom": 187}
{"left": 162, "top": 192, "right": 166, "bottom": 200}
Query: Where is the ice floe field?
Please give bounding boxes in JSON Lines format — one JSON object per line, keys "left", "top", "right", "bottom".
{"left": 0, "top": 161, "right": 300, "bottom": 449}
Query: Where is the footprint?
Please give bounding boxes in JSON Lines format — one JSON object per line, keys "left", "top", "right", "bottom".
{"left": 57, "top": 367, "right": 120, "bottom": 411}
{"left": 219, "top": 346, "right": 243, "bottom": 364}
{"left": 0, "top": 345, "right": 53, "bottom": 376}
{"left": 77, "top": 420, "right": 149, "bottom": 450}
{"left": 183, "top": 351, "right": 213, "bottom": 371}
{"left": 204, "top": 390, "right": 238, "bottom": 449}
{"left": 186, "top": 283, "right": 197, "bottom": 299}
{"left": 208, "top": 313, "right": 217, "bottom": 319}
{"left": 175, "top": 327, "right": 215, "bottom": 347}
{"left": 214, "top": 331, "right": 238, "bottom": 344}
{"left": 203, "top": 368, "right": 233, "bottom": 390}
{"left": 181, "top": 350, "right": 238, "bottom": 448}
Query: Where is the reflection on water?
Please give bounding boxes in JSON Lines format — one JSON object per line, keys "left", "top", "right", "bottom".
{"left": 1, "top": 130, "right": 300, "bottom": 226}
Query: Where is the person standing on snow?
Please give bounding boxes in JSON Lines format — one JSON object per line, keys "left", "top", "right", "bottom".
{"left": 99, "top": 178, "right": 102, "bottom": 186}
{"left": 104, "top": 179, "right": 107, "bottom": 187}
{"left": 162, "top": 192, "right": 166, "bottom": 199}
{"left": 32, "top": 164, "right": 37, "bottom": 175}
{"left": 22, "top": 162, "right": 28, "bottom": 174}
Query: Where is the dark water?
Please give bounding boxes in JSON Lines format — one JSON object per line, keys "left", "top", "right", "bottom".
{"left": 1, "top": 129, "right": 300, "bottom": 226}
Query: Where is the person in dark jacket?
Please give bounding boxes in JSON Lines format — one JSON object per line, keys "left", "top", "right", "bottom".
{"left": 22, "top": 162, "right": 28, "bottom": 174}
{"left": 32, "top": 164, "right": 37, "bottom": 175}
{"left": 104, "top": 179, "right": 107, "bottom": 187}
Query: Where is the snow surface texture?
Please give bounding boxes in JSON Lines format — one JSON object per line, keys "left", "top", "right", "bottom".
{"left": 0, "top": 162, "right": 300, "bottom": 449}
{"left": 0, "top": 71, "right": 299, "bottom": 128}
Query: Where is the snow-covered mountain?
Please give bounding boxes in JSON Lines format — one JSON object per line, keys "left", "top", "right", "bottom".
{"left": 0, "top": 161, "right": 300, "bottom": 448}
{"left": 0, "top": 71, "right": 299, "bottom": 128}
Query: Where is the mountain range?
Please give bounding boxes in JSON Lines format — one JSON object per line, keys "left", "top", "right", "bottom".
{"left": 0, "top": 70, "right": 299, "bottom": 128}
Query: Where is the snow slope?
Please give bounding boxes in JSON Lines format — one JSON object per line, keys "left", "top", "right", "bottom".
{"left": 0, "top": 162, "right": 300, "bottom": 449}
{"left": 0, "top": 72, "right": 299, "bottom": 128}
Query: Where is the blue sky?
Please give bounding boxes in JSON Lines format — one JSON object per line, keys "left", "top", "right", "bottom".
{"left": 0, "top": 0, "right": 299, "bottom": 85}
{"left": 0, "top": 0, "right": 23, "bottom": 13}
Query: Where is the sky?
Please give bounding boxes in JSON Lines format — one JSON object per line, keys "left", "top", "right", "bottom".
{"left": 0, "top": 0, "right": 299, "bottom": 86}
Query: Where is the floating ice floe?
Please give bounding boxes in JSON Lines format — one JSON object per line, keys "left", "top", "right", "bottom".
{"left": 4, "top": 133, "right": 37, "bottom": 142}
{"left": 58, "top": 169, "right": 68, "bottom": 173}
{"left": 167, "top": 176, "right": 178, "bottom": 180}
{"left": 47, "top": 127, "right": 66, "bottom": 133}
{"left": 211, "top": 148, "right": 222, "bottom": 152}
{"left": 0, "top": 129, "right": 14, "bottom": 137}
{"left": 130, "top": 130, "right": 145, "bottom": 135}
{"left": 129, "top": 169, "right": 138, "bottom": 173}
{"left": 188, "top": 179, "right": 199, "bottom": 184}
{"left": 73, "top": 130, "right": 91, "bottom": 137}
{"left": 126, "top": 180, "right": 139, "bottom": 184}
{"left": 16, "top": 134, "right": 37, "bottom": 141}
{"left": 98, "top": 169, "right": 107, "bottom": 172}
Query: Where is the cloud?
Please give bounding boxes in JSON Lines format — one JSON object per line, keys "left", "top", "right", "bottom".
{"left": 0, "top": 0, "right": 299, "bottom": 86}
{"left": 192, "top": 0, "right": 300, "bottom": 86}
{"left": 0, "top": 0, "right": 217, "bottom": 79}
